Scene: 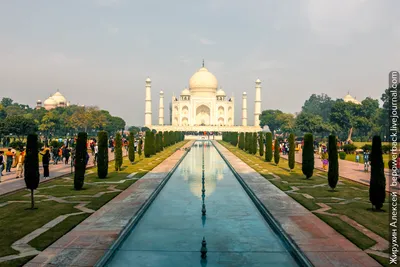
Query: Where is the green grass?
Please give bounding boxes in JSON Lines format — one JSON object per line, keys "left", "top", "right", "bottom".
{"left": 28, "top": 214, "right": 89, "bottom": 251}
{"left": 315, "top": 213, "right": 376, "bottom": 250}
{"left": 0, "top": 141, "right": 187, "bottom": 265}
{"left": 0, "top": 256, "right": 35, "bottom": 267}
{"left": 367, "top": 253, "right": 390, "bottom": 267}
{"left": 220, "top": 141, "right": 389, "bottom": 255}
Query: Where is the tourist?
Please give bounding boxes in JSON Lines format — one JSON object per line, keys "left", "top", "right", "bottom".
{"left": 321, "top": 149, "right": 329, "bottom": 171}
{"left": 0, "top": 151, "right": 4, "bottom": 181}
{"left": 52, "top": 146, "right": 59, "bottom": 164}
{"left": 15, "top": 149, "right": 25, "bottom": 178}
{"left": 63, "top": 146, "right": 70, "bottom": 164}
{"left": 41, "top": 150, "right": 50, "bottom": 178}
{"left": 58, "top": 147, "right": 63, "bottom": 163}
{"left": 94, "top": 143, "right": 98, "bottom": 165}
{"left": 5, "top": 148, "right": 14, "bottom": 172}
{"left": 363, "top": 150, "right": 370, "bottom": 172}
{"left": 355, "top": 153, "right": 360, "bottom": 166}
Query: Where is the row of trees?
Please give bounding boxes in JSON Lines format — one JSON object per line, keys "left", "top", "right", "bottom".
{"left": 0, "top": 97, "right": 126, "bottom": 140}
{"left": 222, "top": 131, "right": 386, "bottom": 211}
{"left": 144, "top": 131, "right": 184, "bottom": 158}
{"left": 259, "top": 88, "right": 394, "bottom": 142}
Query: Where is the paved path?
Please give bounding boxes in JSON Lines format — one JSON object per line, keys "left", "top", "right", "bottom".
{"left": 281, "top": 152, "right": 399, "bottom": 193}
{"left": 213, "top": 141, "right": 380, "bottom": 267}
{"left": 0, "top": 149, "right": 124, "bottom": 196}
{"left": 26, "top": 141, "right": 193, "bottom": 267}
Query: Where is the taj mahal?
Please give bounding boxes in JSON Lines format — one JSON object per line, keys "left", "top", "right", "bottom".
{"left": 146, "top": 62, "right": 263, "bottom": 133}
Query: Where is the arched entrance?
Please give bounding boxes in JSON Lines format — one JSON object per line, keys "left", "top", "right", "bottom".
{"left": 196, "top": 105, "right": 210, "bottom": 125}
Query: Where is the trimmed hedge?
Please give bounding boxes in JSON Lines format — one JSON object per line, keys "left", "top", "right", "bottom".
{"left": 24, "top": 133, "right": 40, "bottom": 209}
{"left": 274, "top": 139, "right": 280, "bottom": 165}
{"left": 369, "top": 136, "right": 386, "bottom": 210}
{"left": 302, "top": 133, "right": 314, "bottom": 179}
{"left": 128, "top": 131, "right": 135, "bottom": 164}
{"left": 97, "top": 131, "right": 108, "bottom": 178}
{"left": 265, "top": 132, "right": 273, "bottom": 162}
{"left": 328, "top": 135, "right": 339, "bottom": 190}
{"left": 74, "top": 132, "right": 87, "bottom": 190}
{"left": 288, "top": 133, "right": 295, "bottom": 170}
{"left": 114, "top": 132, "right": 123, "bottom": 171}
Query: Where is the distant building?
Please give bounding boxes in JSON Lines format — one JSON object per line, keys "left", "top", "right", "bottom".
{"left": 37, "top": 90, "right": 70, "bottom": 110}
{"left": 343, "top": 92, "right": 361, "bottom": 105}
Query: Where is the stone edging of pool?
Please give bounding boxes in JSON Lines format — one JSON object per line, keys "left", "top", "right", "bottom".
{"left": 25, "top": 141, "right": 194, "bottom": 267}
{"left": 212, "top": 141, "right": 381, "bottom": 267}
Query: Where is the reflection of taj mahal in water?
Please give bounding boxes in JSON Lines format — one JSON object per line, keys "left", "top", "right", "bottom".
{"left": 180, "top": 142, "right": 226, "bottom": 198}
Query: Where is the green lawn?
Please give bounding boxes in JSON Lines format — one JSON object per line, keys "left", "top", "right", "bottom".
{"left": 0, "top": 141, "right": 187, "bottom": 265}
{"left": 219, "top": 141, "right": 389, "bottom": 267}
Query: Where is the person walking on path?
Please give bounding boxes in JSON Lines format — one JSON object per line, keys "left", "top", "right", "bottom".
{"left": 363, "top": 150, "right": 370, "bottom": 172}
{"left": 63, "top": 146, "right": 70, "bottom": 165}
{"left": 321, "top": 149, "right": 329, "bottom": 171}
{"left": 0, "top": 151, "right": 4, "bottom": 181}
{"left": 5, "top": 148, "right": 14, "bottom": 172}
{"left": 41, "top": 150, "right": 50, "bottom": 178}
{"left": 15, "top": 149, "right": 25, "bottom": 178}
{"left": 355, "top": 152, "right": 360, "bottom": 167}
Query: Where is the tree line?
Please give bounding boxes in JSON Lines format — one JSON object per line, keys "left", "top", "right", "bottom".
{"left": 259, "top": 88, "right": 395, "bottom": 142}
{"left": 0, "top": 97, "right": 126, "bottom": 141}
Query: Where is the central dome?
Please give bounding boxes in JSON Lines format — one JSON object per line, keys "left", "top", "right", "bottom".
{"left": 189, "top": 67, "right": 218, "bottom": 95}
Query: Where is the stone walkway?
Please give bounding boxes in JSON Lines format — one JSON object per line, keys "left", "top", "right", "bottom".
{"left": 25, "top": 141, "right": 193, "bottom": 267}
{"left": 0, "top": 149, "right": 121, "bottom": 196}
{"left": 213, "top": 141, "right": 380, "bottom": 267}
{"left": 281, "top": 152, "right": 399, "bottom": 193}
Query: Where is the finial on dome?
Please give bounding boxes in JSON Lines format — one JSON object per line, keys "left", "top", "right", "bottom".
{"left": 202, "top": 59, "right": 204, "bottom": 67}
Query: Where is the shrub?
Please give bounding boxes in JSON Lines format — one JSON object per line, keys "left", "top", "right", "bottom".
{"left": 74, "top": 132, "right": 87, "bottom": 190}
{"left": 97, "top": 131, "right": 108, "bottom": 178}
{"left": 361, "top": 144, "right": 372, "bottom": 152}
{"left": 328, "top": 135, "right": 339, "bottom": 190}
{"left": 339, "top": 151, "right": 346, "bottom": 160}
{"left": 114, "top": 132, "right": 123, "bottom": 171}
{"left": 144, "top": 131, "right": 151, "bottom": 158}
{"left": 252, "top": 133, "right": 257, "bottom": 155}
{"left": 343, "top": 144, "right": 357, "bottom": 154}
{"left": 159, "top": 132, "right": 164, "bottom": 151}
{"left": 288, "top": 133, "right": 295, "bottom": 171}
{"left": 24, "top": 134, "right": 40, "bottom": 209}
{"left": 245, "top": 133, "right": 250, "bottom": 152}
{"left": 155, "top": 133, "right": 161, "bottom": 153}
{"left": 302, "top": 133, "right": 314, "bottom": 179}
{"left": 369, "top": 136, "right": 386, "bottom": 210}
{"left": 265, "top": 132, "right": 273, "bottom": 162}
{"left": 10, "top": 140, "right": 26, "bottom": 149}
{"left": 274, "top": 139, "right": 280, "bottom": 165}
{"left": 128, "top": 131, "right": 135, "bottom": 164}
{"left": 239, "top": 133, "right": 244, "bottom": 150}
{"left": 138, "top": 138, "right": 143, "bottom": 158}
{"left": 382, "top": 144, "right": 391, "bottom": 154}
{"left": 151, "top": 131, "right": 156, "bottom": 155}
{"left": 259, "top": 133, "right": 264, "bottom": 157}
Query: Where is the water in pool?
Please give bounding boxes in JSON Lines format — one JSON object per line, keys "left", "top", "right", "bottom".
{"left": 105, "top": 141, "right": 299, "bottom": 267}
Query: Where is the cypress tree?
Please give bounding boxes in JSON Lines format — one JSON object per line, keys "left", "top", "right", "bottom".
{"left": 239, "top": 132, "right": 244, "bottom": 150}
{"left": 138, "top": 138, "right": 143, "bottom": 158}
{"left": 151, "top": 132, "right": 156, "bottom": 155}
{"left": 74, "top": 132, "right": 87, "bottom": 190}
{"left": 369, "top": 136, "right": 386, "bottom": 210}
{"left": 302, "top": 133, "right": 314, "bottom": 179}
{"left": 245, "top": 133, "right": 249, "bottom": 152}
{"left": 114, "top": 132, "right": 123, "bottom": 171}
{"left": 247, "top": 133, "right": 252, "bottom": 154}
{"left": 155, "top": 133, "right": 161, "bottom": 153}
{"left": 274, "top": 139, "right": 280, "bottom": 165}
{"left": 97, "top": 131, "right": 109, "bottom": 178}
{"left": 265, "top": 132, "right": 273, "bottom": 162}
{"left": 288, "top": 133, "right": 295, "bottom": 171}
{"left": 144, "top": 131, "right": 151, "bottom": 158}
{"left": 24, "top": 133, "right": 40, "bottom": 209}
{"left": 259, "top": 132, "right": 264, "bottom": 157}
{"left": 328, "top": 135, "right": 339, "bottom": 190}
{"left": 128, "top": 131, "right": 135, "bottom": 164}
{"left": 252, "top": 133, "right": 257, "bottom": 155}
{"left": 159, "top": 132, "right": 164, "bottom": 151}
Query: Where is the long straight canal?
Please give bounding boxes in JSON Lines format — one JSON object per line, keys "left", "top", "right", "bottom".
{"left": 105, "top": 141, "right": 299, "bottom": 266}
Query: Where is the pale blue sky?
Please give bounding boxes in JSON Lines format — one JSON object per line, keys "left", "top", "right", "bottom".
{"left": 0, "top": 0, "right": 399, "bottom": 126}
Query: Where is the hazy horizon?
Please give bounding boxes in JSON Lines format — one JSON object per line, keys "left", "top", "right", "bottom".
{"left": 1, "top": 0, "right": 399, "bottom": 126}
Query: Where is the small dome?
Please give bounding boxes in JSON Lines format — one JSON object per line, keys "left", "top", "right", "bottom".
{"left": 343, "top": 94, "right": 354, "bottom": 102}
{"left": 189, "top": 67, "right": 218, "bottom": 95}
{"left": 181, "top": 88, "right": 190, "bottom": 95}
{"left": 52, "top": 91, "right": 67, "bottom": 105}
{"left": 146, "top": 77, "right": 151, "bottom": 82}
{"left": 37, "top": 100, "right": 42, "bottom": 103}
{"left": 160, "top": 90, "right": 164, "bottom": 94}
{"left": 216, "top": 88, "right": 226, "bottom": 96}
{"left": 44, "top": 97, "right": 57, "bottom": 106}
{"left": 256, "top": 78, "right": 261, "bottom": 83}
{"left": 243, "top": 92, "right": 247, "bottom": 95}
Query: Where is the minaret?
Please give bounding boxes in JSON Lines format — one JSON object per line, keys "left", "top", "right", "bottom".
{"left": 254, "top": 79, "right": 262, "bottom": 127}
{"left": 145, "top": 77, "right": 152, "bottom": 127}
{"left": 242, "top": 92, "right": 247, "bottom": 126}
{"left": 159, "top": 90, "right": 164, "bottom": 126}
